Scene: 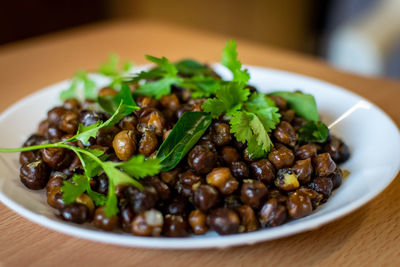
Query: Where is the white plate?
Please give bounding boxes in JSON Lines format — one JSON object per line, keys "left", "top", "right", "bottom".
{"left": 0, "top": 64, "right": 399, "bottom": 249}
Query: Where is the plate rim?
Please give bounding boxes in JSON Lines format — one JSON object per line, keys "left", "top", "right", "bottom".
{"left": 0, "top": 64, "right": 399, "bottom": 249}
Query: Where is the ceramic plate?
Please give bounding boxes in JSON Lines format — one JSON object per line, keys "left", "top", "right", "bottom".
{"left": 0, "top": 64, "right": 399, "bottom": 249}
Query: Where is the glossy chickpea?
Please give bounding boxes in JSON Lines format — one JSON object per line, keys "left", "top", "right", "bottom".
{"left": 292, "top": 158, "right": 313, "bottom": 184}
{"left": 273, "top": 121, "right": 297, "bottom": 147}
{"left": 47, "top": 186, "right": 63, "bottom": 209}
{"left": 176, "top": 171, "right": 202, "bottom": 198}
{"left": 269, "top": 189, "right": 288, "bottom": 204}
{"left": 138, "top": 130, "right": 158, "bottom": 157}
{"left": 131, "top": 209, "right": 164, "bottom": 236}
{"left": 223, "top": 195, "right": 242, "bottom": 210}
{"left": 118, "top": 116, "right": 138, "bottom": 131}
{"left": 220, "top": 146, "right": 240, "bottom": 165}
{"left": 166, "top": 196, "right": 190, "bottom": 216}
{"left": 20, "top": 160, "right": 50, "bottom": 190}
{"left": 250, "top": 159, "right": 276, "bottom": 185}
{"left": 59, "top": 110, "right": 79, "bottom": 134}
{"left": 47, "top": 106, "right": 66, "bottom": 127}
{"left": 23, "top": 134, "right": 46, "bottom": 147}
{"left": 125, "top": 186, "right": 159, "bottom": 214}
{"left": 45, "top": 126, "right": 64, "bottom": 140}
{"left": 93, "top": 173, "right": 108, "bottom": 195}
{"left": 269, "top": 95, "right": 287, "bottom": 110}
{"left": 148, "top": 176, "right": 171, "bottom": 201}
{"left": 280, "top": 109, "right": 296, "bottom": 122}
{"left": 287, "top": 191, "right": 313, "bottom": 219}
{"left": 206, "top": 167, "right": 239, "bottom": 195}
{"left": 313, "top": 153, "right": 336, "bottom": 177}
{"left": 163, "top": 215, "right": 189, "bottom": 237}
{"left": 328, "top": 168, "right": 343, "bottom": 189}
{"left": 46, "top": 172, "right": 66, "bottom": 192}
{"left": 291, "top": 117, "right": 308, "bottom": 130}
{"left": 76, "top": 193, "right": 95, "bottom": 216}
{"left": 309, "top": 177, "right": 333, "bottom": 201}
{"left": 323, "top": 136, "right": 350, "bottom": 163}
{"left": 297, "top": 187, "right": 323, "bottom": 209}
{"left": 160, "top": 168, "right": 180, "bottom": 186}
{"left": 19, "top": 151, "right": 39, "bottom": 165}
{"left": 137, "top": 108, "right": 165, "bottom": 136}
{"left": 112, "top": 130, "right": 137, "bottom": 161}
{"left": 237, "top": 205, "right": 258, "bottom": 233}
{"left": 63, "top": 98, "right": 81, "bottom": 110}
{"left": 243, "top": 148, "right": 255, "bottom": 162}
{"left": 206, "top": 208, "right": 240, "bottom": 235}
{"left": 241, "top": 180, "right": 268, "bottom": 209}
{"left": 188, "top": 144, "right": 217, "bottom": 174}
{"left": 93, "top": 206, "right": 120, "bottom": 231}
{"left": 41, "top": 147, "right": 72, "bottom": 170}
{"left": 193, "top": 184, "right": 219, "bottom": 212}
{"left": 121, "top": 207, "right": 134, "bottom": 232}
{"left": 268, "top": 145, "right": 295, "bottom": 169}
{"left": 37, "top": 120, "right": 50, "bottom": 136}
{"left": 98, "top": 87, "right": 118, "bottom": 97}
{"left": 259, "top": 198, "right": 287, "bottom": 227}
{"left": 67, "top": 154, "right": 83, "bottom": 174}
{"left": 60, "top": 203, "right": 89, "bottom": 224}
{"left": 189, "top": 209, "right": 208, "bottom": 235}
{"left": 212, "top": 122, "right": 232, "bottom": 146}
{"left": 136, "top": 96, "right": 158, "bottom": 109}
{"left": 160, "top": 94, "right": 180, "bottom": 111}
{"left": 230, "top": 161, "right": 250, "bottom": 180}
{"left": 295, "top": 144, "right": 317, "bottom": 160}
{"left": 79, "top": 110, "right": 106, "bottom": 127}
{"left": 274, "top": 169, "right": 300, "bottom": 191}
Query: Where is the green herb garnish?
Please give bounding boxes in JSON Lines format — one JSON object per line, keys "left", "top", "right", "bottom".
{"left": 157, "top": 112, "right": 212, "bottom": 171}
{"left": 270, "top": 91, "right": 319, "bottom": 121}
{"left": 98, "top": 83, "right": 139, "bottom": 115}
{"left": 297, "top": 121, "right": 329, "bottom": 143}
{"left": 0, "top": 102, "right": 161, "bottom": 217}
{"left": 60, "top": 70, "right": 97, "bottom": 101}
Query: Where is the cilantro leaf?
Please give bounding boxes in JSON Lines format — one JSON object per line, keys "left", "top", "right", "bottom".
{"left": 145, "top": 55, "right": 178, "bottom": 76}
{"left": 114, "top": 154, "right": 161, "bottom": 178}
{"left": 202, "top": 82, "right": 250, "bottom": 118}
{"left": 98, "top": 84, "right": 139, "bottom": 115}
{"left": 297, "top": 121, "right": 329, "bottom": 143}
{"left": 221, "top": 40, "right": 250, "bottom": 84}
{"left": 134, "top": 76, "right": 181, "bottom": 99}
{"left": 99, "top": 54, "right": 120, "bottom": 77}
{"left": 127, "top": 68, "right": 165, "bottom": 84}
{"left": 230, "top": 110, "right": 274, "bottom": 159}
{"left": 175, "top": 59, "right": 212, "bottom": 76}
{"left": 60, "top": 70, "right": 97, "bottom": 101}
{"left": 61, "top": 174, "right": 88, "bottom": 204}
{"left": 178, "top": 75, "right": 221, "bottom": 98}
{"left": 245, "top": 92, "right": 281, "bottom": 132}
{"left": 270, "top": 91, "right": 319, "bottom": 121}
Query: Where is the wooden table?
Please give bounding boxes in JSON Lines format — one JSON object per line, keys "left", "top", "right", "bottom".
{"left": 0, "top": 20, "right": 399, "bottom": 267}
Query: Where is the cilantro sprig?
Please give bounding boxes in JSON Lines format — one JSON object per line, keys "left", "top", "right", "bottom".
{"left": 0, "top": 101, "right": 161, "bottom": 217}
{"left": 202, "top": 41, "right": 281, "bottom": 158}
{"left": 60, "top": 70, "right": 97, "bottom": 101}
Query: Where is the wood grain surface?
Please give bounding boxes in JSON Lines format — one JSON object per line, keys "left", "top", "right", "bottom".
{"left": 0, "top": 20, "right": 399, "bottom": 267}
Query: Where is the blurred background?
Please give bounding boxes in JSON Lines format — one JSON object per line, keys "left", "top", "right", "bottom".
{"left": 1, "top": 0, "right": 400, "bottom": 79}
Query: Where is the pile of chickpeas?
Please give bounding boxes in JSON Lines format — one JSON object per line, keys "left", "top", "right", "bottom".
{"left": 18, "top": 83, "right": 350, "bottom": 237}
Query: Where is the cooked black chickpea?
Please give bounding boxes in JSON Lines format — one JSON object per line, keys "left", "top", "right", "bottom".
{"left": 206, "top": 208, "right": 240, "bottom": 235}
{"left": 112, "top": 130, "right": 137, "bottom": 161}
{"left": 163, "top": 214, "right": 189, "bottom": 237}
{"left": 287, "top": 191, "right": 313, "bottom": 219}
{"left": 188, "top": 144, "right": 217, "bottom": 174}
{"left": 250, "top": 159, "right": 276, "bottom": 184}
{"left": 292, "top": 158, "right": 313, "bottom": 184}
{"left": 60, "top": 203, "right": 89, "bottom": 224}
{"left": 241, "top": 180, "right": 268, "bottom": 209}
{"left": 20, "top": 159, "right": 49, "bottom": 190}
{"left": 189, "top": 209, "right": 208, "bottom": 235}
{"left": 309, "top": 177, "right": 333, "bottom": 201}
{"left": 273, "top": 121, "right": 297, "bottom": 147}
{"left": 212, "top": 122, "right": 232, "bottom": 146}
{"left": 206, "top": 167, "right": 239, "bottom": 195}
{"left": 230, "top": 161, "right": 250, "bottom": 180}
{"left": 138, "top": 130, "right": 158, "bottom": 157}
{"left": 193, "top": 184, "right": 219, "bottom": 212}
{"left": 237, "top": 205, "right": 258, "bottom": 233}
{"left": 268, "top": 145, "right": 295, "bottom": 169}
{"left": 313, "top": 153, "right": 336, "bottom": 177}
{"left": 259, "top": 198, "right": 287, "bottom": 227}
{"left": 93, "top": 206, "right": 120, "bottom": 231}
